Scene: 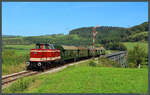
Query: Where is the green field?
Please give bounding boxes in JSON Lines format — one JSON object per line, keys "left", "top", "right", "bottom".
{"left": 2, "top": 45, "right": 35, "bottom": 75}
{"left": 4, "top": 44, "right": 35, "bottom": 54}
{"left": 123, "top": 42, "right": 148, "bottom": 52}
{"left": 2, "top": 50, "right": 28, "bottom": 75}
{"left": 105, "top": 50, "right": 120, "bottom": 54}
{"left": 3, "top": 60, "right": 148, "bottom": 93}
{"left": 122, "top": 42, "right": 148, "bottom": 68}
{"left": 5, "top": 44, "right": 35, "bottom": 49}
{"left": 2, "top": 42, "right": 148, "bottom": 75}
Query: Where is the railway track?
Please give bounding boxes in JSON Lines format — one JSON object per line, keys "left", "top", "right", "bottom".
{"left": 2, "top": 51, "right": 126, "bottom": 88}
{"left": 2, "top": 71, "right": 38, "bottom": 86}
{"left": 2, "top": 57, "right": 93, "bottom": 87}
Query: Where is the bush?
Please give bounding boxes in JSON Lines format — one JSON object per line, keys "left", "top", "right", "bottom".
{"left": 127, "top": 44, "right": 146, "bottom": 68}
{"left": 105, "top": 42, "right": 127, "bottom": 51}
{"left": 119, "top": 43, "right": 127, "bottom": 51}
{"left": 88, "top": 60, "right": 97, "bottom": 67}
{"left": 98, "top": 56, "right": 121, "bottom": 67}
{"left": 127, "top": 63, "right": 136, "bottom": 68}
{"left": 5, "top": 77, "right": 36, "bottom": 93}
{"left": 128, "top": 32, "right": 148, "bottom": 42}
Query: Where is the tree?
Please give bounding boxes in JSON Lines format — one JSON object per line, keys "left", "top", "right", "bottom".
{"left": 104, "top": 42, "right": 127, "bottom": 51}
{"left": 127, "top": 45, "right": 146, "bottom": 68}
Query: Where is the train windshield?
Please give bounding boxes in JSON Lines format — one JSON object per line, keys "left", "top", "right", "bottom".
{"left": 49, "top": 44, "right": 55, "bottom": 49}
{"left": 35, "top": 44, "right": 55, "bottom": 49}
{"left": 36, "top": 44, "right": 41, "bottom": 49}
{"left": 44, "top": 44, "right": 55, "bottom": 49}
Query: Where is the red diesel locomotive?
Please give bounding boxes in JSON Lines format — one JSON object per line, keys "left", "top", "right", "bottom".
{"left": 26, "top": 43, "right": 61, "bottom": 71}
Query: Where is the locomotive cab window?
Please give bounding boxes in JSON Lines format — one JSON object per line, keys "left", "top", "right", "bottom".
{"left": 45, "top": 45, "right": 50, "bottom": 49}
{"left": 43, "top": 45, "right": 47, "bottom": 49}
{"left": 45, "top": 44, "right": 53, "bottom": 49}
{"left": 35, "top": 44, "right": 55, "bottom": 49}
{"left": 49, "top": 44, "right": 55, "bottom": 49}
{"left": 36, "top": 44, "right": 41, "bottom": 49}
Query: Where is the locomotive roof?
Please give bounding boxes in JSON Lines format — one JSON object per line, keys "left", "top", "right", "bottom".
{"left": 78, "top": 46, "right": 88, "bottom": 50}
{"left": 89, "top": 47, "right": 105, "bottom": 50}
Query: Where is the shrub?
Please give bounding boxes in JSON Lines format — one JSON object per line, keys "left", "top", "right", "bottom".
{"left": 88, "top": 60, "right": 97, "bottom": 67}
{"left": 127, "top": 63, "right": 136, "bottom": 68}
{"left": 98, "top": 56, "right": 121, "bottom": 67}
{"left": 5, "top": 77, "right": 36, "bottom": 93}
{"left": 105, "top": 42, "right": 127, "bottom": 51}
{"left": 119, "top": 43, "right": 127, "bottom": 51}
{"left": 127, "top": 44, "right": 146, "bottom": 68}
{"left": 128, "top": 32, "right": 148, "bottom": 42}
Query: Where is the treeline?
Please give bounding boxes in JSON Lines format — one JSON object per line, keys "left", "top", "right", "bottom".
{"left": 126, "top": 22, "right": 148, "bottom": 42}
{"left": 69, "top": 22, "right": 148, "bottom": 50}
{"left": 2, "top": 22, "right": 148, "bottom": 50}
{"left": 70, "top": 22, "right": 148, "bottom": 43}
{"left": 2, "top": 34, "right": 91, "bottom": 47}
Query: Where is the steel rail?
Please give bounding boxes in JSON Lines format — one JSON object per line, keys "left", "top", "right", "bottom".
{"left": 2, "top": 71, "right": 38, "bottom": 85}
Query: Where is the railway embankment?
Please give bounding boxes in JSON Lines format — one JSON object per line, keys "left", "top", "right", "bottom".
{"left": 2, "top": 58, "right": 148, "bottom": 93}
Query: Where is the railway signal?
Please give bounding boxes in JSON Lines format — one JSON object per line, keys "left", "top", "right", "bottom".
{"left": 92, "top": 25, "right": 98, "bottom": 58}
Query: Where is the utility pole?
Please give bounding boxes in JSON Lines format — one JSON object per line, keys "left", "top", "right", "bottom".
{"left": 92, "top": 25, "right": 98, "bottom": 59}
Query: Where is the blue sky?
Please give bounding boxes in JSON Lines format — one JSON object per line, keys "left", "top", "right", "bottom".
{"left": 2, "top": 2, "right": 148, "bottom": 36}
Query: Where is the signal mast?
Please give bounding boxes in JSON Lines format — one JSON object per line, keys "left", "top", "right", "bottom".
{"left": 92, "top": 25, "right": 98, "bottom": 58}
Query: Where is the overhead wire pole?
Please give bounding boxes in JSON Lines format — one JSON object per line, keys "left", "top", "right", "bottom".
{"left": 92, "top": 25, "right": 98, "bottom": 59}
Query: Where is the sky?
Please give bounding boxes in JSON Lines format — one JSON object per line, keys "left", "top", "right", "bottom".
{"left": 2, "top": 2, "right": 148, "bottom": 36}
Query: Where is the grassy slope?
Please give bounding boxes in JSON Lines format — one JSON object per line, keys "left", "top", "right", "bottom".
{"left": 5, "top": 44, "right": 35, "bottom": 49}
{"left": 105, "top": 50, "right": 120, "bottom": 54}
{"left": 2, "top": 45, "right": 34, "bottom": 75}
{"left": 4, "top": 44, "right": 35, "bottom": 54}
{"left": 123, "top": 42, "right": 148, "bottom": 67}
{"left": 123, "top": 42, "right": 148, "bottom": 52}
{"left": 3, "top": 61, "right": 148, "bottom": 93}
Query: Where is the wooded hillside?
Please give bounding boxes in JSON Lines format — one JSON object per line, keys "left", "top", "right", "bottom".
{"left": 2, "top": 22, "right": 148, "bottom": 46}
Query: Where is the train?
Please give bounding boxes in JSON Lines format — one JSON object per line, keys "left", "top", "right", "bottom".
{"left": 26, "top": 43, "right": 105, "bottom": 71}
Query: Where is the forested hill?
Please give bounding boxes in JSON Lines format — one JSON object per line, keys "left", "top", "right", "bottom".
{"left": 69, "top": 26, "right": 128, "bottom": 44}
{"left": 129, "top": 22, "right": 148, "bottom": 32}
{"left": 2, "top": 22, "right": 148, "bottom": 46}
{"left": 69, "top": 22, "right": 148, "bottom": 44}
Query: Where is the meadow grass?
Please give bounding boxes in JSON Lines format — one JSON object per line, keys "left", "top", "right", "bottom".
{"left": 105, "top": 50, "right": 120, "bottom": 54}
{"left": 4, "top": 44, "right": 34, "bottom": 55}
{"left": 5, "top": 44, "right": 35, "bottom": 49}
{"left": 122, "top": 42, "right": 148, "bottom": 52}
{"left": 3, "top": 60, "right": 148, "bottom": 93}
{"left": 123, "top": 42, "right": 148, "bottom": 68}
{"left": 2, "top": 43, "right": 148, "bottom": 93}
{"left": 2, "top": 50, "right": 29, "bottom": 75}
{"left": 2, "top": 44, "right": 34, "bottom": 75}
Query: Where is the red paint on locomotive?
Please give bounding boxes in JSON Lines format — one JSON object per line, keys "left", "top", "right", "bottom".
{"left": 30, "top": 44, "right": 61, "bottom": 62}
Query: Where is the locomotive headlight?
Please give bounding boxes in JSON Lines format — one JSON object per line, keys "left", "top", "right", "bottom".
{"left": 37, "top": 62, "right": 41, "bottom": 66}
{"left": 26, "top": 62, "right": 30, "bottom": 66}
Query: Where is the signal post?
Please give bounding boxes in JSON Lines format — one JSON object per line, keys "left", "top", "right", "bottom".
{"left": 92, "top": 25, "right": 98, "bottom": 59}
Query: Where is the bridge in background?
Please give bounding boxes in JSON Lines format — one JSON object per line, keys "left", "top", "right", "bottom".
{"left": 104, "top": 51, "right": 127, "bottom": 67}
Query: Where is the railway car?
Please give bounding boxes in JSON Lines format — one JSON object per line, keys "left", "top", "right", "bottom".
{"left": 88, "top": 47, "right": 105, "bottom": 57}
{"left": 77, "top": 46, "right": 88, "bottom": 59}
{"left": 26, "top": 43, "right": 105, "bottom": 71}
{"left": 60, "top": 45, "right": 78, "bottom": 61}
